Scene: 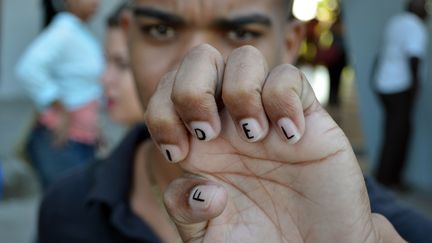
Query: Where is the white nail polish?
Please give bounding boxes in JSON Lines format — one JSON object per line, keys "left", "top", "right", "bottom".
{"left": 160, "top": 144, "right": 181, "bottom": 163}
{"left": 277, "top": 118, "right": 300, "bottom": 144}
{"left": 239, "top": 118, "right": 264, "bottom": 142}
{"left": 188, "top": 185, "right": 216, "bottom": 210}
{"left": 190, "top": 122, "right": 216, "bottom": 141}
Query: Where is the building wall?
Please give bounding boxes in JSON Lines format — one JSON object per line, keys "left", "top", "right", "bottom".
{"left": 343, "top": 0, "right": 432, "bottom": 191}
{"left": 0, "top": 0, "right": 120, "bottom": 99}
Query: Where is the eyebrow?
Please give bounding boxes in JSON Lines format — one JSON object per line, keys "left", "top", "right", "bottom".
{"left": 132, "top": 6, "right": 272, "bottom": 29}
{"left": 132, "top": 6, "right": 185, "bottom": 25}
{"left": 214, "top": 14, "right": 272, "bottom": 29}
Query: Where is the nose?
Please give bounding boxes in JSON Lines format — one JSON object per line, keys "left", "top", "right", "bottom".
{"left": 101, "top": 66, "right": 115, "bottom": 86}
{"left": 186, "top": 32, "right": 212, "bottom": 51}
{"left": 172, "top": 31, "right": 222, "bottom": 68}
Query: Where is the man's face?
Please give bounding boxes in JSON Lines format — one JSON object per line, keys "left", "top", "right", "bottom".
{"left": 126, "top": 0, "right": 300, "bottom": 109}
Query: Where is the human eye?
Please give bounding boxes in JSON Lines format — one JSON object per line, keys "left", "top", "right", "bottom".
{"left": 140, "top": 24, "right": 176, "bottom": 41}
{"left": 115, "top": 60, "right": 130, "bottom": 71}
{"left": 226, "top": 28, "right": 263, "bottom": 43}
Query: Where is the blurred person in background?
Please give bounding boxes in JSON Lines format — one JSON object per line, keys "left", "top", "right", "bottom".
{"left": 37, "top": 0, "right": 431, "bottom": 242}
{"left": 16, "top": 0, "right": 103, "bottom": 189}
{"left": 315, "top": 16, "right": 347, "bottom": 108}
{"left": 373, "top": 0, "right": 429, "bottom": 190}
{"left": 0, "top": 160, "right": 3, "bottom": 200}
{"left": 101, "top": 4, "right": 144, "bottom": 127}
{"left": 38, "top": 4, "right": 183, "bottom": 243}
{"left": 42, "top": 0, "right": 60, "bottom": 27}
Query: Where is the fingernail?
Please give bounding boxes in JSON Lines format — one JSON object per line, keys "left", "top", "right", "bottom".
{"left": 189, "top": 185, "right": 217, "bottom": 210}
{"left": 278, "top": 118, "right": 301, "bottom": 144}
{"left": 239, "top": 118, "right": 264, "bottom": 142}
{"left": 190, "top": 121, "right": 216, "bottom": 141}
{"left": 160, "top": 144, "right": 181, "bottom": 163}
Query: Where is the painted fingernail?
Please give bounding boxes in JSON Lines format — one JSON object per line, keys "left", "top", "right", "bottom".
{"left": 239, "top": 118, "right": 264, "bottom": 142}
{"left": 278, "top": 118, "right": 301, "bottom": 144}
{"left": 190, "top": 121, "right": 216, "bottom": 141}
{"left": 189, "top": 185, "right": 218, "bottom": 210}
{"left": 160, "top": 144, "right": 181, "bottom": 163}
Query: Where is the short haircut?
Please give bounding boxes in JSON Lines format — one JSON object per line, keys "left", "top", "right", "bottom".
{"left": 107, "top": 2, "right": 129, "bottom": 28}
{"left": 128, "top": 0, "right": 294, "bottom": 19}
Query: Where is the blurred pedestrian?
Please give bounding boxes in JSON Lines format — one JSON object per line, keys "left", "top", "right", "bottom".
{"left": 316, "top": 16, "right": 347, "bottom": 107}
{"left": 373, "top": 0, "right": 429, "bottom": 189}
{"left": 37, "top": 4, "right": 183, "bottom": 242}
{"left": 42, "top": 0, "right": 60, "bottom": 27}
{"left": 0, "top": 160, "right": 3, "bottom": 200}
{"left": 101, "top": 4, "right": 144, "bottom": 127}
{"left": 16, "top": 0, "right": 103, "bottom": 189}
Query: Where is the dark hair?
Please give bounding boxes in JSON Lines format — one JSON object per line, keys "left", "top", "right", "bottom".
{"left": 107, "top": 2, "right": 128, "bottom": 28}
{"left": 127, "top": 0, "right": 294, "bottom": 20}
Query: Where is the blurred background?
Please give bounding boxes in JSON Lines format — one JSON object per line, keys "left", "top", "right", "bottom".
{"left": 0, "top": 0, "right": 431, "bottom": 242}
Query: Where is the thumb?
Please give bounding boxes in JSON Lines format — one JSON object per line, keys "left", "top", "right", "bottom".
{"left": 164, "top": 176, "right": 228, "bottom": 242}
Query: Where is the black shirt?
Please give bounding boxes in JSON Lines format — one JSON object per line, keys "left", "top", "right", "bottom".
{"left": 38, "top": 125, "right": 160, "bottom": 243}
{"left": 37, "top": 125, "right": 432, "bottom": 243}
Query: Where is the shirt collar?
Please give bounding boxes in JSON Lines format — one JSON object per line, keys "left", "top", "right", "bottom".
{"left": 85, "top": 125, "right": 162, "bottom": 242}
{"left": 86, "top": 124, "right": 149, "bottom": 207}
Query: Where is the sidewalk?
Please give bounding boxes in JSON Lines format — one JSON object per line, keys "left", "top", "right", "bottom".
{"left": 0, "top": 97, "right": 125, "bottom": 243}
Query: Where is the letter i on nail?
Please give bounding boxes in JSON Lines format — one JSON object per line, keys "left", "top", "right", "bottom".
{"left": 277, "top": 118, "right": 300, "bottom": 144}
{"left": 190, "top": 122, "right": 216, "bottom": 141}
{"left": 160, "top": 145, "right": 181, "bottom": 163}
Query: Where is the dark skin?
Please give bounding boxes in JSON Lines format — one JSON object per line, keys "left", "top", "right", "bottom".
{"left": 123, "top": 0, "right": 406, "bottom": 242}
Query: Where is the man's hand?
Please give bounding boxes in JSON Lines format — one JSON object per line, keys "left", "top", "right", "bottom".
{"left": 145, "top": 44, "right": 405, "bottom": 242}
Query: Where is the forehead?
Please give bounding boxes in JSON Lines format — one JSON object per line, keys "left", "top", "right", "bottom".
{"left": 133, "top": 0, "right": 287, "bottom": 22}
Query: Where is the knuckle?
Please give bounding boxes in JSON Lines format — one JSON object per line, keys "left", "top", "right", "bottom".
{"left": 272, "top": 64, "right": 300, "bottom": 77}
{"left": 268, "top": 64, "right": 304, "bottom": 92}
{"left": 232, "top": 45, "right": 262, "bottom": 58}
{"left": 226, "top": 46, "right": 268, "bottom": 79}
{"left": 187, "top": 43, "right": 222, "bottom": 60}
{"left": 229, "top": 45, "right": 267, "bottom": 69}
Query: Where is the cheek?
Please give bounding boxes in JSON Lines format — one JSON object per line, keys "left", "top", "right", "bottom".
{"left": 119, "top": 75, "right": 138, "bottom": 107}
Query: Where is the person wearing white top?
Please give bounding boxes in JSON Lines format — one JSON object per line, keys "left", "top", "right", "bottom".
{"left": 15, "top": 0, "right": 103, "bottom": 188}
{"left": 373, "top": 0, "right": 429, "bottom": 189}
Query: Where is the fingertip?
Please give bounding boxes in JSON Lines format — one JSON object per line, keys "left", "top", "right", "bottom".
{"left": 188, "top": 185, "right": 227, "bottom": 215}
{"left": 164, "top": 178, "right": 227, "bottom": 225}
{"left": 189, "top": 121, "right": 219, "bottom": 142}
{"left": 238, "top": 118, "right": 268, "bottom": 143}
{"left": 277, "top": 117, "right": 301, "bottom": 144}
{"left": 159, "top": 144, "right": 186, "bottom": 163}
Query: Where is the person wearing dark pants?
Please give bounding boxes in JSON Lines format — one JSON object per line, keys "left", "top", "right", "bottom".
{"left": 376, "top": 89, "right": 416, "bottom": 187}
{"left": 374, "top": 0, "right": 428, "bottom": 188}
{"left": 16, "top": 0, "right": 103, "bottom": 189}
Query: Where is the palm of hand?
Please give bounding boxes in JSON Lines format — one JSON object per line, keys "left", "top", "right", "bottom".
{"left": 181, "top": 104, "right": 375, "bottom": 243}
